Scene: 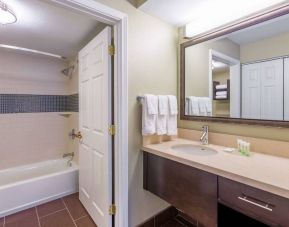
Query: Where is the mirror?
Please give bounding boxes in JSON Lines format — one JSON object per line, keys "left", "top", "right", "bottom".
{"left": 181, "top": 12, "right": 289, "bottom": 125}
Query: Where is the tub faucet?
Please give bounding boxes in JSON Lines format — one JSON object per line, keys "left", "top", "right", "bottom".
{"left": 200, "top": 125, "right": 209, "bottom": 145}
{"left": 63, "top": 152, "right": 74, "bottom": 167}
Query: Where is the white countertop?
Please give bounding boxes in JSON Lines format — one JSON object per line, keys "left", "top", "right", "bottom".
{"left": 142, "top": 138, "right": 289, "bottom": 199}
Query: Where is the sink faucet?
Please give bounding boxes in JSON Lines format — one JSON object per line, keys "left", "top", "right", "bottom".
{"left": 200, "top": 125, "right": 209, "bottom": 145}
{"left": 63, "top": 152, "right": 74, "bottom": 167}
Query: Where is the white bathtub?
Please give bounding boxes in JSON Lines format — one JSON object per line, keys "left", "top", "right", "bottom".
{"left": 0, "top": 159, "right": 78, "bottom": 217}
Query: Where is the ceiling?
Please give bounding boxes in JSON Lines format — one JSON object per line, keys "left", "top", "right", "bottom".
{"left": 227, "top": 13, "right": 289, "bottom": 45}
{"left": 0, "top": 0, "right": 104, "bottom": 58}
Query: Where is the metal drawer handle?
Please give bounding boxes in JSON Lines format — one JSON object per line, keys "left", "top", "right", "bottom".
{"left": 238, "top": 196, "right": 273, "bottom": 212}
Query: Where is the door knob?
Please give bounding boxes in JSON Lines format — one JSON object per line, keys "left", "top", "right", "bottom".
{"left": 70, "top": 129, "right": 83, "bottom": 140}
{"left": 75, "top": 131, "right": 82, "bottom": 139}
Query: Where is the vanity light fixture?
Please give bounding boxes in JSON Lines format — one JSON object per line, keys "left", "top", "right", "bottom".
{"left": 184, "top": 0, "right": 286, "bottom": 38}
{"left": 0, "top": 1, "right": 17, "bottom": 25}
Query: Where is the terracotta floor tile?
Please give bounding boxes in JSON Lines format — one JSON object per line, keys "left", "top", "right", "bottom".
{"left": 37, "top": 199, "right": 65, "bottom": 218}
{"left": 5, "top": 208, "right": 39, "bottom": 227}
{"left": 40, "top": 210, "right": 75, "bottom": 227}
{"left": 63, "top": 193, "right": 88, "bottom": 220}
{"left": 75, "top": 216, "right": 97, "bottom": 227}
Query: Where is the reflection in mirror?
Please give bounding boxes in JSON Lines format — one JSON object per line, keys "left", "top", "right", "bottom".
{"left": 184, "top": 13, "right": 289, "bottom": 122}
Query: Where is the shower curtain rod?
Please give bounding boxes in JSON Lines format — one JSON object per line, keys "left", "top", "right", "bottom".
{"left": 0, "top": 44, "right": 66, "bottom": 60}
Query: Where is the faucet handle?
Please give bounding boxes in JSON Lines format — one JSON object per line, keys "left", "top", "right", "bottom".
{"left": 202, "top": 125, "right": 209, "bottom": 130}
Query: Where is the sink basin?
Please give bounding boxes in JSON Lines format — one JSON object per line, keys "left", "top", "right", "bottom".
{"left": 171, "top": 144, "right": 217, "bottom": 156}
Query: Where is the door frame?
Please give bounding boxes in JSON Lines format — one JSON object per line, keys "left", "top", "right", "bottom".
{"left": 49, "top": 1, "right": 128, "bottom": 227}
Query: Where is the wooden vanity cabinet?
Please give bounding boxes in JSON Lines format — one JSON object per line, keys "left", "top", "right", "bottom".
{"left": 219, "top": 177, "right": 289, "bottom": 227}
{"left": 143, "top": 152, "right": 218, "bottom": 227}
{"left": 143, "top": 151, "right": 289, "bottom": 227}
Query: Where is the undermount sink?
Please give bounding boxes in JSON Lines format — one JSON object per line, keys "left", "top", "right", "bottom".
{"left": 171, "top": 144, "right": 217, "bottom": 156}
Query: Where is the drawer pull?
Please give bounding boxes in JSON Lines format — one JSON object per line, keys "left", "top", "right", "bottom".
{"left": 238, "top": 196, "right": 273, "bottom": 212}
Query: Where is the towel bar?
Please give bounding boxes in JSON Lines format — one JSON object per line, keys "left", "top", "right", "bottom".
{"left": 137, "top": 96, "right": 144, "bottom": 102}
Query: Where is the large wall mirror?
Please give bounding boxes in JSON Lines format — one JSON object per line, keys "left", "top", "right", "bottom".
{"left": 180, "top": 7, "right": 289, "bottom": 127}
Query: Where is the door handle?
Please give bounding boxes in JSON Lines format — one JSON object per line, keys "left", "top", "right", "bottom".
{"left": 238, "top": 195, "right": 273, "bottom": 212}
{"left": 71, "top": 129, "right": 83, "bottom": 140}
{"left": 75, "top": 131, "right": 83, "bottom": 139}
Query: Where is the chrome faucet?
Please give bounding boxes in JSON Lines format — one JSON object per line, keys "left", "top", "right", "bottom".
{"left": 63, "top": 152, "right": 74, "bottom": 167}
{"left": 200, "top": 125, "right": 209, "bottom": 145}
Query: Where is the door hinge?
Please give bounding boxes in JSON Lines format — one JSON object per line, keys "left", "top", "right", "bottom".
{"left": 109, "top": 124, "right": 116, "bottom": 136}
{"left": 108, "top": 45, "right": 115, "bottom": 56}
{"left": 109, "top": 204, "right": 116, "bottom": 215}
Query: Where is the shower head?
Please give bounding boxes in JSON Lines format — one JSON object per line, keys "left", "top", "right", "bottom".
{"left": 61, "top": 65, "right": 75, "bottom": 77}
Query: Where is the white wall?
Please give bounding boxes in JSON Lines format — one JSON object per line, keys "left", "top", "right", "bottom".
{"left": 0, "top": 49, "right": 70, "bottom": 170}
{"left": 240, "top": 31, "right": 289, "bottom": 63}
{"left": 0, "top": 49, "right": 69, "bottom": 95}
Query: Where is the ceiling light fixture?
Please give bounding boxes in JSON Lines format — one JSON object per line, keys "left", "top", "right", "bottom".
{"left": 0, "top": 1, "right": 17, "bottom": 25}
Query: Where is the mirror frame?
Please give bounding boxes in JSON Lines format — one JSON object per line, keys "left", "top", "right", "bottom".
{"left": 180, "top": 2, "right": 289, "bottom": 127}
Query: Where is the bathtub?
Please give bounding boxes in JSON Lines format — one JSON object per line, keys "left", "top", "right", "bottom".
{"left": 0, "top": 159, "right": 78, "bottom": 217}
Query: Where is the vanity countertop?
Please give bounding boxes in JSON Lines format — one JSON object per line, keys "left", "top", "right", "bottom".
{"left": 142, "top": 138, "right": 289, "bottom": 199}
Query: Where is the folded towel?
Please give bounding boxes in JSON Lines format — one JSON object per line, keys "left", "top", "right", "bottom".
{"left": 215, "top": 95, "right": 227, "bottom": 99}
{"left": 167, "top": 95, "right": 178, "bottom": 135}
{"left": 158, "top": 95, "right": 168, "bottom": 115}
{"left": 157, "top": 95, "right": 168, "bottom": 135}
{"left": 185, "top": 98, "right": 189, "bottom": 115}
{"left": 216, "top": 84, "right": 227, "bottom": 90}
{"left": 168, "top": 95, "right": 178, "bottom": 115}
{"left": 188, "top": 96, "right": 199, "bottom": 116}
{"left": 216, "top": 91, "right": 227, "bottom": 96}
{"left": 203, "top": 97, "right": 212, "bottom": 116}
{"left": 198, "top": 97, "right": 207, "bottom": 116}
{"left": 145, "top": 94, "right": 158, "bottom": 115}
{"left": 142, "top": 94, "right": 158, "bottom": 135}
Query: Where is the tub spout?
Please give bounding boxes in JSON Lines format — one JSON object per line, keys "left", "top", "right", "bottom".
{"left": 63, "top": 152, "right": 74, "bottom": 166}
{"left": 63, "top": 152, "right": 74, "bottom": 158}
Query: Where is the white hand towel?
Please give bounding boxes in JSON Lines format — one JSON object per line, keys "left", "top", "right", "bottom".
{"left": 203, "top": 97, "right": 212, "bottom": 116}
{"left": 215, "top": 95, "right": 227, "bottom": 99}
{"left": 167, "top": 95, "right": 178, "bottom": 135}
{"left": 216, "top": 91, "right": 227, "bottom": 96}
{"left": 157, "top": 95, "right": 168, "bottom": 135}
{"left": 142, "top": 94, "right": 158, "bottom": 135}
{"left": 216, "top": 84, "right": 227, "bottom": 90}
{"left": 185, "top": 98, "right": 189, "bottom": 115}
{"left": 168, "top": 95, "right": 178, "bottom": 115}
{"left": 146, "top": 94, "right": 158, "bottom": 115}
{"left": 198, "top": 97, "right": 207, "bottom": 116}
{"left": 189, "top": 96, "right": 200, "bottom": 116}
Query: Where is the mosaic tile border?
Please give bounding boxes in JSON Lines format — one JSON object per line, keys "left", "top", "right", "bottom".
{"left": 0, "top": 94, "right": 79, "bottom": 114}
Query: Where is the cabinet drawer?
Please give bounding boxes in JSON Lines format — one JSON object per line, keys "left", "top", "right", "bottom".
{"left": 218, "top": 177, "right": 289, "bottom": 227}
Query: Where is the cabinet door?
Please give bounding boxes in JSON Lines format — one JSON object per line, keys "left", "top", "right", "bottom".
{"left": 242, "top": 63, "right": 261, "bottom": 119}
{"left": 284, "top": 58, "right": 289, "bottom": 121}
{"left": 260, "top": 59, "right": 283, "bottom": 120}
{"left": 143, "top": 152, "right": 218, "bottom": 227}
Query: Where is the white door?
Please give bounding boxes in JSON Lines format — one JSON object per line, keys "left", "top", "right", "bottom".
{"left": 285, "top": 58, "right": 289, "bottom": 121}
{"left": 260, "top": 59, "right": 283, "bottom": 120}
{"left": 242, "top": 63, "right": 261, "bottom": 119}
{"left": 78, "top": 27, "right": 112, "bottom": 227}
{"left": 230, "top": 64, "right": 240, "bottom": 118}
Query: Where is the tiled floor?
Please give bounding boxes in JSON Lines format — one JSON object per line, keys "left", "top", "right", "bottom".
{"left": 0, "top": 193, "right": 97, "bottom": 227}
